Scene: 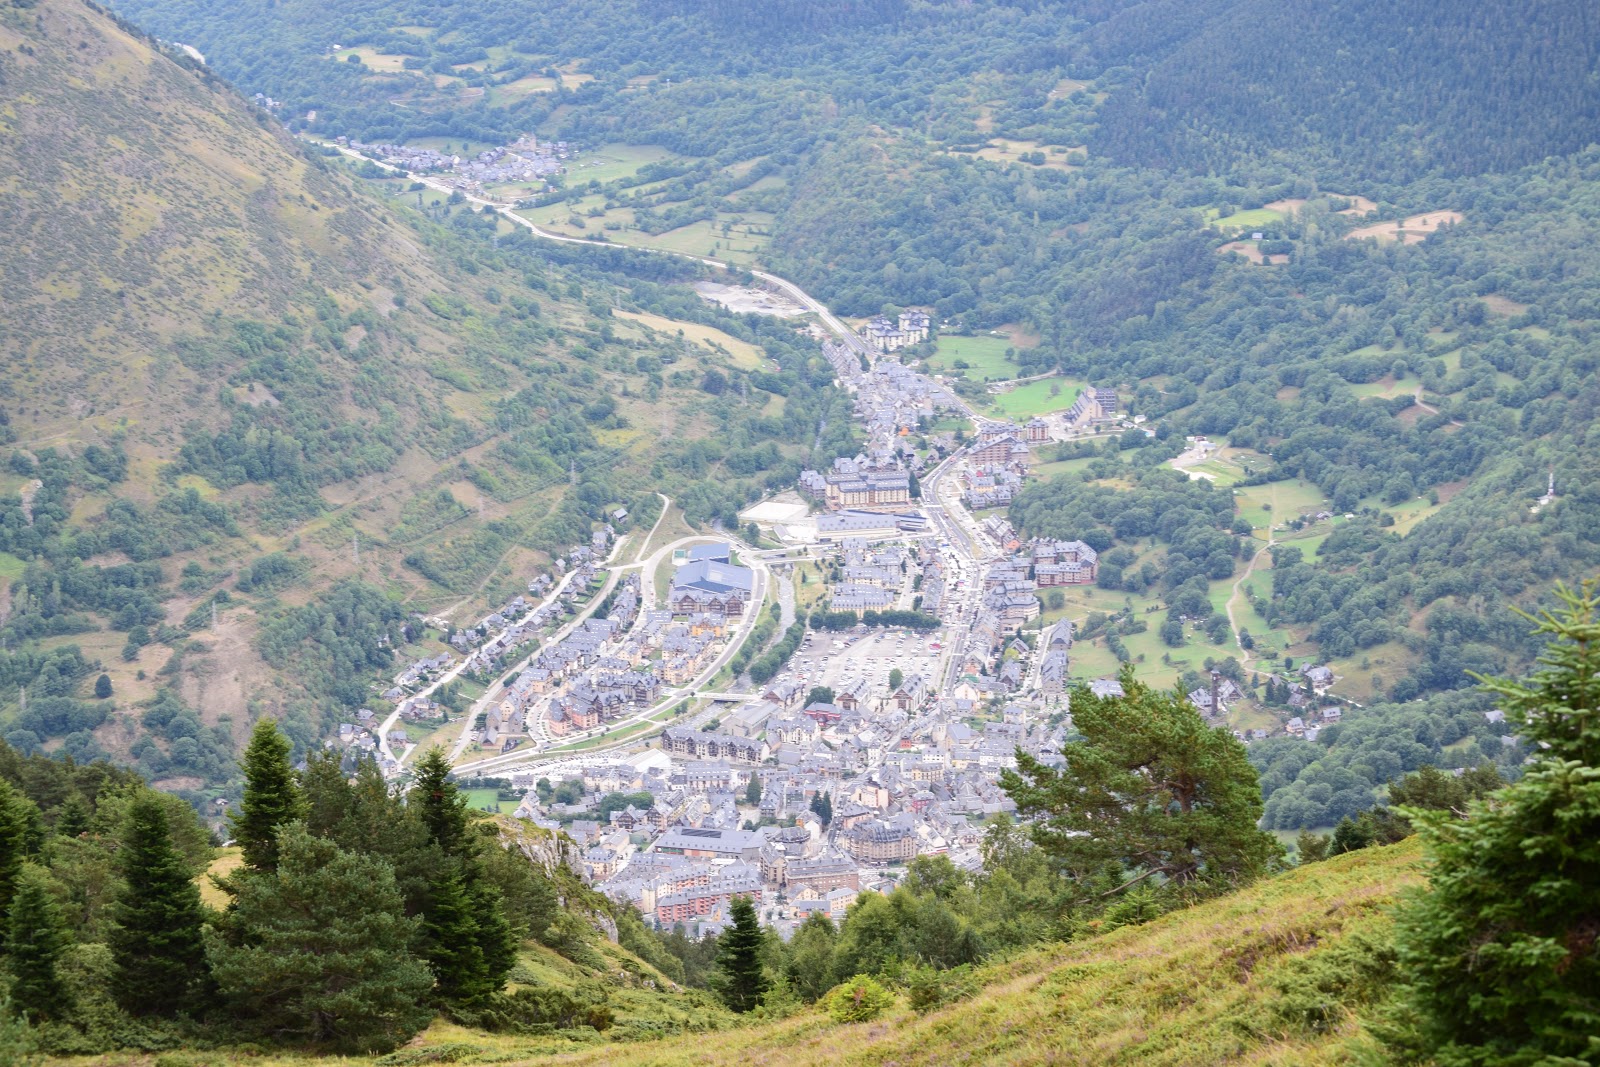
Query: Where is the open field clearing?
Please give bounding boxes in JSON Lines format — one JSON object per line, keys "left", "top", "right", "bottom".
{"left": 611, "top": 309, "right": 765, "bottom": 368}
{"left": 987, "top": 377, "right": 1086, "bottom": 418}
{"left": 926, "top": 333, "right": 1017, "bottom": 379}
{"left": 1216, "top": 239, "right": 1287, "bottom": 264}
{"left": 1346, "top": 209, "right": 1463, "bottom": 244}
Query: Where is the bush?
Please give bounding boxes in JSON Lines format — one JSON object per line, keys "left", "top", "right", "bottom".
{"left": 822, "top": 975, "right": 896, "bottom": 1023}
{"left": 906, "top": 964, "right": 980, "bottom": 1015}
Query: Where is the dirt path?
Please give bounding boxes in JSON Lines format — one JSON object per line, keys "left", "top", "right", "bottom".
{"left": 1225, "top": 537, "right": 1273, "bottom": 669}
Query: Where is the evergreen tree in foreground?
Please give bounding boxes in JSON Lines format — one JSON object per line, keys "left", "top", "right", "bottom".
{"left": 1001, "top": 666, "right": 1282, "bottom": 906}
{"left": 232, "top": 719, "right": 304, "bottom": 873}
{"left": 109, "top": 792, "right": 211, "bottom": 1016}
{"left": 0, "top": 779, "right": 34, "bottom": 916}
{"left": 5, "top": 864, "right": 69, "bottom": 1021}
{"left": 409, "top": 748, "right": 516, "bottom": 1003}
{"left": 206, "top": 824, "right": 433, "bottom": 1052}
{"left": 712, "top": 895, "right": 768, "bottom": 1012}
{"left": 421, "top": 866, "right": 490, "bottom": 1003}
{"left": 411, "top": 748, "right": 470, "bottom": 857}
{"left": 1389, "top": 584, "right": 1600, "bottom": 1065}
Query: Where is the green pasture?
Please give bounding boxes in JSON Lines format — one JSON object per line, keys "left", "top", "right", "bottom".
{"left": 926, "top": 334, "right": 1017, "bottom": 379}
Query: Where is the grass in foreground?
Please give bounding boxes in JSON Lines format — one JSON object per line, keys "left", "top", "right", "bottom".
{"left": 110, "top": 838, "right": 1422, "bottom": 1067}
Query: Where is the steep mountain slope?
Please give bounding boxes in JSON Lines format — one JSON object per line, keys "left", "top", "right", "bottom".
{"left": 0, "top": 0, "right": 429, "bottom": 443}
{"left": 1087, "top": 0, "right": 1600, "bottom": 181}
{"left": 0, "top": 0, "right": 846, "bottom": 792}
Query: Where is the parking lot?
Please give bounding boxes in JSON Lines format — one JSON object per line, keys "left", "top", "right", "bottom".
{"left": 784, "top": 629, "right": 946, "bottom": 704}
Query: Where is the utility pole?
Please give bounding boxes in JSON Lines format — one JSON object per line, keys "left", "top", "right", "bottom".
{"left": 211, "top": 600, "right": 219, "bottom": 632}
{"left": 569, "top": 459, "right": 578, "bottom": 485}
{"left": 353, "top": 533, "right": 360, "bottom": 567}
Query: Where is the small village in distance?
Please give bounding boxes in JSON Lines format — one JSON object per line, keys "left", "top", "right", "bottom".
{"left": 303, "top": 167, "right": 1354, "bottom": 936}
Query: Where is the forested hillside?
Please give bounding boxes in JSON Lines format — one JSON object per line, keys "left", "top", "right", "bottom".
{"left": 1088, "top": 0, "right": 1600, "bottom": 181}
{"left": 0, "top": 0, "right": 856, "bottom": 798}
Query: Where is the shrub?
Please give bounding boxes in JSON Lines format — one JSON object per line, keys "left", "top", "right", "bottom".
{"left": 822, "top": 975, "right": 896, "bottom": 1023}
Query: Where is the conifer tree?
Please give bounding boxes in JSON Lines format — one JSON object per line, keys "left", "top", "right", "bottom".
{"left": 410, "top": 748, "right": 469, "bottom": 857}
{"left": 5, "top": 864, "right": 69, "bottom": 1021}
{"left": 712, "top": 895, "right": 768, "bottom": 1012}
{"left": 1001, "top": 667, "right": 1281, "bottom": 905}
{"left": 232, "top": 719, "right": 304, "bottom": 873}
{"left": 54, "top": 795, "right": 90, "bottom": 840}
{"left": 408, "top": 748, "right": 515, "bottom": 1001}
{"left": 420, "top": 865, "right": 488, "bottom": 1003}
{"left": 206, "top": 824, "right": 432, "bottom": 1052}
{"left": 465, "top": 871, "right": 517, "bottom": 996}
{"left": 1390, "top": 584, "right": 1600, "bottom": 1064}
{"left": 0, "top": 780, "right": 32, "bottom": 917}
{"left": 109, "top": 792, "right": 210, "bottom": 1016}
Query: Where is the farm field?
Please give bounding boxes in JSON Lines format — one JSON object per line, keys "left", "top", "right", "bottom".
{"left": 335, "top": 46, "right": 410, "bottom": 73}
{"left": 988, "top": 376, "right": 1085, "bottom": 418}
{"left": 925, "top": 334, "right": 1017, "bottom": 379}
{"left": 1032, "top": 456, "right": 1096, "bottom": 481}
{"left": 483, "top": 73, "right": 559, "bottom": 104}
{"left": 1208, "top": 206, "right": 1284, "bottom": 232}
{"left": 465, "top": 787, "right": 513, "bottom": 813}
{"left": 1346, "top": 209, "right": 1463, "bottom": 245}
{"left": 1234, "top": 479, "right": 1329, "bottom": 537}
{"left": 565, "top": 143, "right": 675, "bottom": 183}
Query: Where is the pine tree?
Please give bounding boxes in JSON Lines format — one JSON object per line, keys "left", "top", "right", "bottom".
{"left": 810, "top": 790, "right": 832, "bottom": 826}
{"left": 232, "top": 719, "right": 304, "bottom": 873}
{"left": 464, "top": 868, "right": 516, "bottom": 996}
{"left": 54, "top": 795, "right": 90, "bottom": 840}
{"left": 410, "top": 748, "right": 469, "bottom": 857}
{"left": 0, "top": 780, "right": 32, "bottom": 916}
{"left": 1001, "top": 667, "right": 1282, "bottom": 905}
{"left": 5, "top": 864, "right": 69, "bottom": 1021}
{"left": 420, "top": 865, "right": 488, "bottom": 1003}
{"left": 1389, "top": 584, "right": 1600, "bottom": 1064}
{"left": 0, "top": 989, "right": 38, "bottom": 1066}
{"left": 300, "top": 746, "right": 355, "bottom": 840}
{"left": 409, "top": 748, "right": 514, "bottom": 1002}
{"left": 206, "top": 824, "right": 433, "bottom": 1052}
{"left": 109, "top": 792, "right": 210, "bottom": 1016}
{"left": 744, "top": 774, "right": 762, "bottom": 807}
{"left": 712, "top": 895, "right": 768, "bottom": 1012}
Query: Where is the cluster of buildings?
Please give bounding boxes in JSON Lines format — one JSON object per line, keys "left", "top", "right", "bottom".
{"left": 828, "top": 538, "right": 911, "bottom": 617}
{"left": 860, "top": 310, "right": 932, "bottom": 353}
{"left": 1065, "top": 386, "right": 1121, "bottom": 428}
{"left": 668, "top": 543, "right": 756, "bottom": 620}
{"left": 950, "top": 419, "right": 1049, "bottom": 509}
{"left": 567, "top": 691, "right": 1072, "bottom": 935}
{"left": 799, "top": 455, "right": 911, "bottom": 513}
{"left": 339, "top": 133, "right": 571, "bottom": 192}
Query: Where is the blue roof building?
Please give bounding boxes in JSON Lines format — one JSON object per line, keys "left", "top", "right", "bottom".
{"left": 674, "top": 559, "right": 755, "bottom": 596}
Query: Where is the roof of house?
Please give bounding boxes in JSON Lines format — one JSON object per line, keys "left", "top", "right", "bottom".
{"left": 687, "top": 542, "right": 732, "bottom": 564}
{"left": 674, "top": 559, "right": 755, "bottom": 595}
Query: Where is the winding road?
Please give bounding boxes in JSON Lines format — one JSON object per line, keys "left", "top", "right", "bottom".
{"left": 322, "top": 142, "right": 867, "bottom": 354}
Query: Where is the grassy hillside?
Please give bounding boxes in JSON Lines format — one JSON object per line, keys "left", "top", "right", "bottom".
{"left": 102, "top": 838, "right": 1420, "bottom": 1066}
{"left": 0, "top": 0, "right": 852, "bottom": 795}
{"left": 523, "top": 840, "right": 1422, "bottom": 1067}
